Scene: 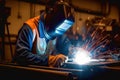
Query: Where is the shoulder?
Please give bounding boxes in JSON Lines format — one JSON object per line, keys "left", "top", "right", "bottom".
{"left": 18, "top": 24, "right": 33, "bottom": 35}
{"left": 25, "top": 16, "right": 40, "bottom": 30}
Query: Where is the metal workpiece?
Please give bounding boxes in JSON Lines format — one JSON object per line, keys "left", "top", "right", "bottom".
{"left": 0, "top": 61, "right": 120, "bottom": 80}
{"left": 0, "top": 63, "right": 75, "bottom": 80}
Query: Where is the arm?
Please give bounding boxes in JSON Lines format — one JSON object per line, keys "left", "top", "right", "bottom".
{"left": 56, "top": 35, "right": 71, "bottom": 56}
{"left": 14, "top": 24, "right": 48, "bottom": 66}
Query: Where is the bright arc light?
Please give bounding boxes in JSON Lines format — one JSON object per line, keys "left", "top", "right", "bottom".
{"left": 74, "top": 48, "right": 91, "bottom": 65}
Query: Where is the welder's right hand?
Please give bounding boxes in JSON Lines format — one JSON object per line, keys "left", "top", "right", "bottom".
{"left": 48, "top": 54, "right": 67, "bottom": 67}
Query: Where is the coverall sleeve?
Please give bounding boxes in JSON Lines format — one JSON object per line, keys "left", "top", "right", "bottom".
{"left": 14, "top": 24, "right": 48, "bottom": 66}
{"left": 56, "top": 35, "right": 71, "bottom": 56}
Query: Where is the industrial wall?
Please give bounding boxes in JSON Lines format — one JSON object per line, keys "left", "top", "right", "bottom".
{"left": 4, "top": 0, "right": 119, "bottom": 62}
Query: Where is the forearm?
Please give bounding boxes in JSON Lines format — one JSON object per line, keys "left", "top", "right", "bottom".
{"left": 15, "top": 48, "right": 48, "bottom": 66}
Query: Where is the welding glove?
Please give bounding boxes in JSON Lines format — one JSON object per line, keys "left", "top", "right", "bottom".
{"left": 48, "top": 54, "right": 67, "bottom": 67}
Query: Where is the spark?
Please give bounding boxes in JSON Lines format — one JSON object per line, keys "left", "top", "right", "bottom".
{"left": 68, "top": 17, "right": 119, "bottom": 63}
{"left": 74, "top": 48, "right": 91, "bottom": 64}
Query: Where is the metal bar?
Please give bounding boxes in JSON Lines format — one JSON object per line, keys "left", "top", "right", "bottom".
{"left": 6, "top": 22, "right": 13, "bottom": 58}
{"left": 0, "top": 63, "right": 75, "bottom": 80}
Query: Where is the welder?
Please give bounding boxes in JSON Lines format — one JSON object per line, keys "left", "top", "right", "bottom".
{"left": 12, "top": 0, "right": 74, "bottom": 67}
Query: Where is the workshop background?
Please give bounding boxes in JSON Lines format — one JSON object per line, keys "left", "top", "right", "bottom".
{"left": 0, "top": 0, "right": 120, "bottom": 62}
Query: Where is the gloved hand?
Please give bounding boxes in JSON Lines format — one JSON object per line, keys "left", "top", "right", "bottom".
{"left": 48, "top": 54, "right": 67, "bottom": 67}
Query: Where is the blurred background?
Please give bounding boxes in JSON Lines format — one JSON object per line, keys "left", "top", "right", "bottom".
{"left": 0, "top": 0, "right": 120, "bottom": 62}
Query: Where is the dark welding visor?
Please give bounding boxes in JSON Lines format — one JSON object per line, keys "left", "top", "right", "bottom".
{"left": 45, "top": 1, "right": 75, "bottom": 40}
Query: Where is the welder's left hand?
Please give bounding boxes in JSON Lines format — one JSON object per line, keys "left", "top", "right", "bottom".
{"left": 48, "top": 54, "right": 67, "bottom": 67}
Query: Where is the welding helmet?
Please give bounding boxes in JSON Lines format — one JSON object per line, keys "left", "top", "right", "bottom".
{"left": 44, "top": 0, "right": 75, "bottom": 40}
